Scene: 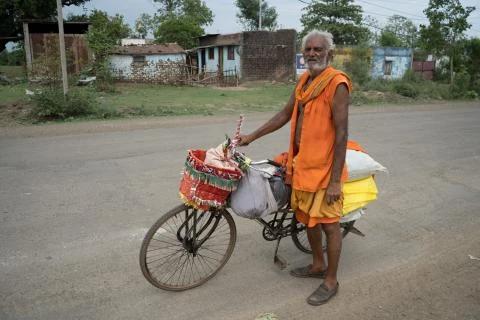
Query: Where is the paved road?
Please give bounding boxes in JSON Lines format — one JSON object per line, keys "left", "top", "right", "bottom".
{"left": 1, "top": 102, "right": 479, "bottom": 320}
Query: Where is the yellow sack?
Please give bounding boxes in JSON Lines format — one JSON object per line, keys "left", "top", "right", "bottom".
{"left": 343, "top": 175, "right": 378, "bottom": 214}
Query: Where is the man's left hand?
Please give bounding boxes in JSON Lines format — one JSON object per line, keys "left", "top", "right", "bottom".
{"left": 326, "top": 181, "right": 342, "bottom": 205}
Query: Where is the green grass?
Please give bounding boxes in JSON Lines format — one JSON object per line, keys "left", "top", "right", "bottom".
{"left": 0, "top": 78, "right": 476, "bottom": 124}
{"left": 0, "top": 66, "right": 26, "bottom": 79}
{"left": 97, "top": 83, "right": 293, "bottom": 116}
{"left": 0, "top": 83, "right": 29, "bottom": 104}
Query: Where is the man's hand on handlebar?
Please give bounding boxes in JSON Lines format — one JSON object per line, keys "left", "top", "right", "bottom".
{"left": 237, "top": 134, "right": 254, "bottom": 146}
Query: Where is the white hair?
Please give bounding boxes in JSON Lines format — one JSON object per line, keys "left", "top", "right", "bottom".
{"left": 301, "top": 30, "right": 335, "bottom": 52}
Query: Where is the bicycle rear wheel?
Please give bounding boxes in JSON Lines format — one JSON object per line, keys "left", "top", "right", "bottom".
{"left": 291, "top": 215, "right": 357, "bottom": 254}
{"left": 139, "top": 204, "right": 237, "bottom": 291}
{"left": 291, "top": 214, "right": 311, "bottom": 253}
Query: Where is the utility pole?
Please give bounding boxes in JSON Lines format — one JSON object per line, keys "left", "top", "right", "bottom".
{"left": 56, "top": 0, "right": 68, "bottom": 96}
{"left": 259, "top": 0, "right": 262, "bottom": 30}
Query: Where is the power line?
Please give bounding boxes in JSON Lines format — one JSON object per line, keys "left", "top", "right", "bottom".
{"left": 355, "top": 0, "right": 427, "bottom": 20}
{"left": 295, "top": 0, "right": 480, "bottom": 35}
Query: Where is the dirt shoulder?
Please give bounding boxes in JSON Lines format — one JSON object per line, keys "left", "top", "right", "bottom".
{"left": 0, "top": 100, "right": 478, "bottom": 139}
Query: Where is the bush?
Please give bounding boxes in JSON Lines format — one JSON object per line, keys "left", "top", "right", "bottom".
{"left": 452, "top": 70, "right": 471, "bottom": 98}
{"left": 344, "top": 47, "right": 371, "bottom": 86}
{"left": 393, "top": 82, "right": 420, "bottom": 98}
{"left": 402, "top": 69, "right": 424, "bottom": 83}
{"left": 31, "top": 88, "right": 98, "bottom": 120}
{"left": 361, "top": 79, "right": 394, "bottom": 92}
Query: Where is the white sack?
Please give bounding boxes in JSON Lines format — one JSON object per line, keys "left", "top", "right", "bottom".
{"left": 230, "top": 167, "right": 278, "bottom": 219}
{"left": 346, "top": 149, "right": 388, "bottom": 182}
{"left": 340, "top": 207, "right": 366, "bottom": 223}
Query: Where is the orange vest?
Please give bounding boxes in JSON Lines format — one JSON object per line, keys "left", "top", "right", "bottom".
{"left": 286, "top": 67, "right": 352, "bottom": 192}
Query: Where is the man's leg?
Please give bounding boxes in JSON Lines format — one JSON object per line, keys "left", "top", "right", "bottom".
{"left": 321, "top": 222, "right": 342, "bottom": 289}
{"left": 306, "top": 224, "right": 326, "bottom": 272}
{"left": 305, "top": 222, "right": 342, "bottom": 305}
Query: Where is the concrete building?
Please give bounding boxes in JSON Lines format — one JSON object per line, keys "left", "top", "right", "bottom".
{"left": 371, "top": 47, "right": 413, "bottom": 80}
{"left": 109, "top": 43, "right": 186, "bottom": 83}
{"left": 197, "top": 29, "right": 296, "bottom": 83}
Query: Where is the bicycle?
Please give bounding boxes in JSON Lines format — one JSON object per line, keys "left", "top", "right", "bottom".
{"left": 139, "top": 158, "right": 365, "bottom": 291}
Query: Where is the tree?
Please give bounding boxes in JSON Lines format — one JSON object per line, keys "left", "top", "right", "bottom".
{"left": 362, "top": 15, "right": 380, "bottom": 46}
{"left": 463, "top": 38, "right": 480, "bottom": 93}
{"left": 419, "top": 0, "right": 475, "bottom": 87}
{"left": 0, "top": 0, "right": 90, "bottom": 52}
{"left": 87, "top": 10, "right": 131, "bottom": 54}
{"left": 300, "top": 0, "right": 369, "bottom": 45}
{"left": 86, "top": 10, "right": 131, "bottom": 90}
{"left": 235, "top": 0, "right": 278, "bottom": 31}
{"left": 384, "top": 15, "right": 418, "bottom": 48}
{"left": 379, "top": 31, "right": 403, "bottom": 47}
{"left": 154, "top": 0, "right": 213, "bottom": 25}
{"left": 153, "top": 0, "right": 213, "bottom": 49}
{"left": 66, "top": 13, "right": 90, "bottom": 22}
{"left": 154, "top": 16, "right": 203, "bottom": 49}
{"left": 134, "top": 14, "right": 155, "bottom": 39}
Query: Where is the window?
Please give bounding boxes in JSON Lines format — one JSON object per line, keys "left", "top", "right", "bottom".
{"left": 133, "top": 55, "right": 146, "bottom": 63}
{"left": 227, "top": 46, "right": 235, "bottom": 60}
{"left": 208, "top": 48, "right": 215, "bottom": 60}
{"left": 384, "top": 60, "right": 393, "bottom": 76}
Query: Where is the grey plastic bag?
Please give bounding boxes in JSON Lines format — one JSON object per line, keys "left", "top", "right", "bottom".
{"left": 230, "top": 167, "right": 278, "bottom": 219}
{"left": 269, "top": 174, "right": 291, "bottom": 209}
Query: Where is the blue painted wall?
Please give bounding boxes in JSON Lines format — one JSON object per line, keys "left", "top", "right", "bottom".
{"left": 198, "top": 46, "right": 241, "bottom": 75}
{"left": 371, "top": 47, "right": 413, "bottom": 80}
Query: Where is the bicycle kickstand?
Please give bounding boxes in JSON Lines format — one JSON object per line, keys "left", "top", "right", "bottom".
{"left": 273, "top": 238, "right": 287, "bottom": 270}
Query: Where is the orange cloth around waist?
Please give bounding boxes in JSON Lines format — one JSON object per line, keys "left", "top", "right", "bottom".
{"left": 291, "top": 188, "right": 343, "bottom": 227}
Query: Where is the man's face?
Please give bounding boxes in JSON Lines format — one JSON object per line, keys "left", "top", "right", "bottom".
{"left": 302, "top": 36, "right": 331, "bottom": 75}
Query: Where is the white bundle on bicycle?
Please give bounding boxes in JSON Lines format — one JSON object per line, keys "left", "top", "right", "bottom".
{"left": 342, "top": 142, "right": 387, "bottom": 216}
{"left": 229, "top": 165, "right": 278, "bottom": 219}
{"left": 346, "top": 149, "right": 387, "bottom": 182}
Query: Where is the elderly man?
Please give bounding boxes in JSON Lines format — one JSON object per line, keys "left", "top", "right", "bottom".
{"left": 238, "top": 30, "right": 352, "bottom": 305}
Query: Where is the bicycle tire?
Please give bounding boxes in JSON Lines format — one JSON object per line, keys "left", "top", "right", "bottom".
{"left": 139, "top": 203, "right": 237, "bottom": 291}
{"left": 291, "top": 215, "right": 357, "bottom": 254}
{"left": 291, "top": 213, "right": 312, "bottom": 253}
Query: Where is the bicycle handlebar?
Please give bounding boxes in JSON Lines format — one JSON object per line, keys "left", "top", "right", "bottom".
{"left": 250, "top": 159, "right": 283, "bottom": 167}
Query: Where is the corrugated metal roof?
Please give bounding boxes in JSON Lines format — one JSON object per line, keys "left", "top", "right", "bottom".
{"left": 110, "top": 43, "right": 185, "bottom": 55}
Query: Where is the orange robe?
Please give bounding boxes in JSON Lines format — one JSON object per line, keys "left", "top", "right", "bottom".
{"left": 286, "top": 67, "right": 352, "bottom": 192}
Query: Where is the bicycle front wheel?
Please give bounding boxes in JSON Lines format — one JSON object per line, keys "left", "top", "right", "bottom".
{"left": 139, "top": 204, "right": 237, "bottom": 291}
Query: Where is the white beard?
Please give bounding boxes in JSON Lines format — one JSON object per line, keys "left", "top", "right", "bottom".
{"left": 310, "top": 62, "right": 327, "bottom": 73}
{"left": 307, "top": 59, "right": 328, "bottom": 75}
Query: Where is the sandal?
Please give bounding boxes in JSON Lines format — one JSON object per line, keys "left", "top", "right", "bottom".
{"left": 289, "top": 265, "right": 326, "bottom": 279}
{"left": 307, "top": 282, "right": 339, "bottom": 306}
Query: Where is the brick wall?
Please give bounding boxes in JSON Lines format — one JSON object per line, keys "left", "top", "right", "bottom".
{"left": 240, "top": 29, "right": 296, "bottom": 82}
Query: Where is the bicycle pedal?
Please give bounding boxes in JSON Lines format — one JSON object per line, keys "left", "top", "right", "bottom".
{"left": 274, "top": 254, "right": 287, "bottom": 270}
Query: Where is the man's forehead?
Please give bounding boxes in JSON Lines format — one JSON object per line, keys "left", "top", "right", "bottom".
{"left": 305, "top": 36, "right": 327, "bottom": 47}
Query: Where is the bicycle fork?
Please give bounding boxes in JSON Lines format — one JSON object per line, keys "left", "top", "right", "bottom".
{"left": 177, "top": 209, "right": 221, "bottom": 255}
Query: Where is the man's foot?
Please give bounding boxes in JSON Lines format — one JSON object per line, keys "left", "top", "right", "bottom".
{"left": 307, "top": 282, "right": 339, "bottom": 306}
{"left": 289, "top": 265, "right": 326, "bottom": 278}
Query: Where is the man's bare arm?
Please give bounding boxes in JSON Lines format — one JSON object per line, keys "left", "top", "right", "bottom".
{"left": 326, "top": 83, "right": 349, "bottom": 204}
{"left": 238, "top": 91, "right": 295, "bottom": 146}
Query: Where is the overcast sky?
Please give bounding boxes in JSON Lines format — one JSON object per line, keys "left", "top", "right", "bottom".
{"left": 64, "top": 0, "right": 480, "bottom": 38}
